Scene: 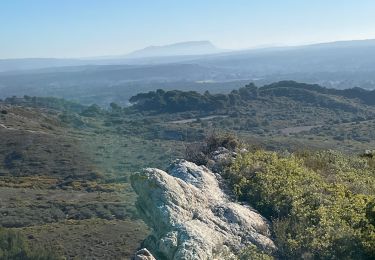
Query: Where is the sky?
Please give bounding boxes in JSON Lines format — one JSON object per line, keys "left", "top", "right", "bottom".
{"left": 1, "top": 0, "right": 375, "bottom": 59}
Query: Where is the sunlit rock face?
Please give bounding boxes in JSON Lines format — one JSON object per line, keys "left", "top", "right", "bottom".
{"left": 131, "top": 159, "right": 276, "bottom": 260}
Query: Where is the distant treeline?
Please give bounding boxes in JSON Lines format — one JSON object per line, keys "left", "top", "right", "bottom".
{"left": 262, "top": 81, "right": 375, "bottom": 105}
{"left": 3, "top": 81, "right": 375, "bottom": 114}
{"left": 129, "top": 88, "right": 230, "bottom": 112}
{"left": 129, "top": 81, "right": 375, "bottom": 113}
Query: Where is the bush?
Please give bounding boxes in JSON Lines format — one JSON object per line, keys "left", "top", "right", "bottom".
{"left": 239, "top": 244, "right": 273, "bottom": 260}
{"left": 185, "top": 133, "right": 239, "bottom": 165}
{"left": 225, "top": 150, "right": 375, "bottom": 259}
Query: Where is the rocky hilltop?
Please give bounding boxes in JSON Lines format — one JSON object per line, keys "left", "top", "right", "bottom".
{"left": 131, "top": 156, "right": 276, "bottom": 259}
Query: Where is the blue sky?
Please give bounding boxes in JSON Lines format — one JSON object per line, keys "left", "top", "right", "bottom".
{"left": 1, "top": 0, "right": 375, "bottom": 58}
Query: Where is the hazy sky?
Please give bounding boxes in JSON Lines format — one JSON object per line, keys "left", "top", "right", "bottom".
{"left": 1, "top": 0, "right": 375, "bottom": 59}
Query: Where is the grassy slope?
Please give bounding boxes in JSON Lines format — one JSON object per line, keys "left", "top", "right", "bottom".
{"left": 0, "top": 104, "right": 154, "bottom": 259}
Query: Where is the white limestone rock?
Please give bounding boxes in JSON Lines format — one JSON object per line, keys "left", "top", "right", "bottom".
{"left": 131, "top": 159, "right": 276, "bottom": 259}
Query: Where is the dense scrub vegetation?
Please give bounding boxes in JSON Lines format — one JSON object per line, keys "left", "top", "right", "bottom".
{"left": 262, "top": 81, "right": 375, "bottom": 106}
{"left": 225, "top": 149, "right": 375, "bottom": 259}
{"left": 129, "top": 81, "right": 375, "bottom": 115}
{"left": 128, "top": 81, "right": 375, "bottom": 146}
{"left": 129, "top": 88, "right": 230, "bottom": 112}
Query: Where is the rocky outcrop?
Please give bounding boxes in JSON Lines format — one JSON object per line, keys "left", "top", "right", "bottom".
{"left": 131, "top": 159, "right": 276, "bottom": 259}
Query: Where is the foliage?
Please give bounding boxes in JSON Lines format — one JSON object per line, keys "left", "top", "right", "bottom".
{"left": 0, "top": 228, "right": 58, "bottom": 260}
{"left": 58, "top": 111, "right": 86, "bottom": 127}
{"left": 80, "top": 104, "right": 103, "bottom": 117}
{"left": 238, "top": 244, "right": 274, "bottom": 260}
{"left": 129, "top": 81, "right": 375, "bottom": 118}
{"left": 185, "top": 132, "right": 239, "bottom": 165}
{"left": 129, "top": 88, "right": 229, "bottom": 113}
{"left": 225, "top": 150, "right": 375, "bottom": 259}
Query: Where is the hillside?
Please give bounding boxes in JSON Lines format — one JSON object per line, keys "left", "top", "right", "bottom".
{"left": 126, "top": 81, "right": 375, "bottom": 153}
{"left": 0, "top": 101, "right": 152, "bottom": 258}
{"left": 130, "top": 81, "right": 375, "bottom": 123}
{"left": 1, "top": 81, "right": 375, "bottom": 259}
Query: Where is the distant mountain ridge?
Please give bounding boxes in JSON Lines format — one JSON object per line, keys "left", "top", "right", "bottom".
{"left": 1, "top": 39, "right": 375, "bottom": 94}
{"left": 125, "top": 41, "right": 220, "bottom": 58}
{"left": 1, "top": 38, "right": 375, "bottom": 73}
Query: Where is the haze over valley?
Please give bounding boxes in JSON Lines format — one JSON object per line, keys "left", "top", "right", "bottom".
{"left": 1, "top": 39, "right": 375, "bottom": 107}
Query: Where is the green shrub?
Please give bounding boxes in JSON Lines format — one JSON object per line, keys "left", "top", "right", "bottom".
{"left": 225, "top": 150, "right": 375, "bottom": 259}
{"left": 185, "top": 132, "right": 239, "bottom": 165}
{"left": 239, "top": 244, "right": 274, "bottom": 260}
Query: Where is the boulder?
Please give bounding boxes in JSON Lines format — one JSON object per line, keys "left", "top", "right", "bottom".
{"left": 131, "top": 159, "right": 276, "bottom": 259}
